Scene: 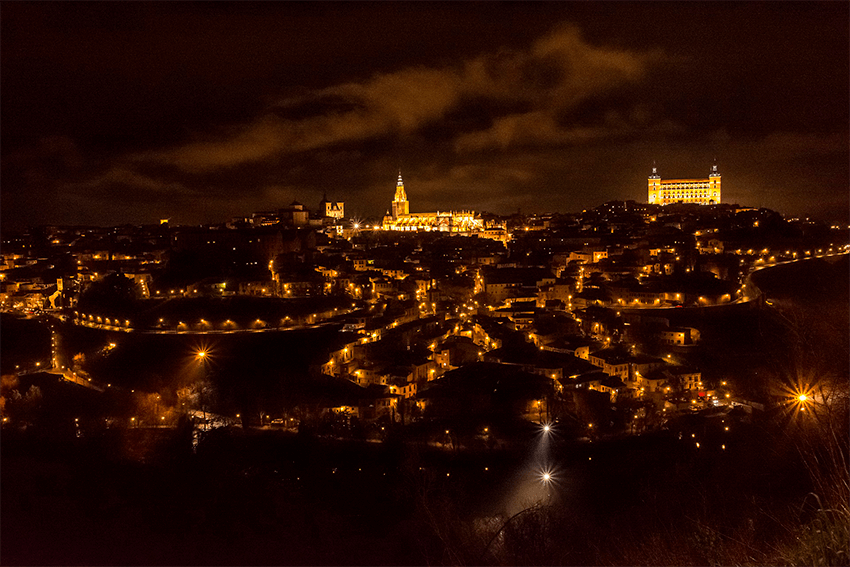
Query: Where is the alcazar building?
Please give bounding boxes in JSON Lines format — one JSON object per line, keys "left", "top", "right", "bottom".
{"left": 648, "top": 163, "right": 721, "bottom": 205}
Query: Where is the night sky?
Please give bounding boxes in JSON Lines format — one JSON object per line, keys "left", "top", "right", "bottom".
{"left": 2, "top": 2, "right": 848, "bottom": 229}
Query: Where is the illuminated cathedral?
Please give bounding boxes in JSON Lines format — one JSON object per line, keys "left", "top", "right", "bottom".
{"left": 381, "top": 172, "right": 483, "bottom": 232}
{"left": 648, "top": 163, "right": 721, "bottom": 205}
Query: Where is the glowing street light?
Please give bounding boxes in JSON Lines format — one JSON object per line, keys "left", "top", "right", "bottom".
{"left": 537, "top": 465, "right": 557, "bottom": 487}
{"left": 786, "top": 383, "right": 815, "bottom": 414}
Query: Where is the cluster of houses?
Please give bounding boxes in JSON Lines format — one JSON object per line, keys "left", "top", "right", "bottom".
{"left": 4, "top": 199, "right": 844, "bottom": 431}
{"left": 312, "top": 296, "right": 710, "bottom": 424}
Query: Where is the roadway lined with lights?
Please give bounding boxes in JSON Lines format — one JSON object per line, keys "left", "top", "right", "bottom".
{"left": 745, "top": 250, "right": 849, "bottom": 302}
{"left": 66, "top": 306, "right": 359, "bottom": 334}
{"left": 617, "top": 250, "right": 848, "bottom": 312}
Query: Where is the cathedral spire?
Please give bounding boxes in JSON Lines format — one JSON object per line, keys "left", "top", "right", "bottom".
{"left": 392, "top": 170, "right": 409, "bottom": 219}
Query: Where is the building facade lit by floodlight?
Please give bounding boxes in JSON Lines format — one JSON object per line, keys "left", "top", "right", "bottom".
{"left": 648, "top": 163, "right": 721, "bottom": 205}
{"left": 382, "top": 172, "right": 484, "bottom": 233}
{"left": 319, "top": 194, "right": 344, "bottom": 220}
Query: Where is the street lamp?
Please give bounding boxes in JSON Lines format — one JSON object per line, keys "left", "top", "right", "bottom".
{"left": 195, "top": 349, "right": 212, "bottom": 429}
{"left": 536, "top": 465, "right": 557, "bottom": 488}
{"left": 786, "top": 383, "right": 815, "bottom": 414}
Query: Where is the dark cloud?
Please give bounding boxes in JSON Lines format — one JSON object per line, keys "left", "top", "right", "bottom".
{"left": 98, "top": 26, "right": 665, "bottom": 180}
{"left": 2, "top": 2, "right": 848, "bottom": 228}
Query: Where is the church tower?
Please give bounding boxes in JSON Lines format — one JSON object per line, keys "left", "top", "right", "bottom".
{"left": 392, "top": 171, "right": 409, "bottom": 219}
{"left": 319, "top": 192, "right": 344, "bottom": 219}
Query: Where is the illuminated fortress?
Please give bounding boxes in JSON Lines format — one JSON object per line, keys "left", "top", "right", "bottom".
{"left": 648, "top": 163, "right": 721, "bottom": 205}
{"left": 382, "top": 172, "right": 483, "bottom": 232}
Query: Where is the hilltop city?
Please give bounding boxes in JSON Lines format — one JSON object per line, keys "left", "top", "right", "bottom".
{"left": 2, "top": 164, "right": 849, "bottom": 565}
{"left": 3, "top": 165, "right": 848, "bottom": 428}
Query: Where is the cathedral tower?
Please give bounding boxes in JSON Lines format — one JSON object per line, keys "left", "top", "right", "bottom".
{"left": 392, "top": 171, "right": 409, "bottom": 219}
